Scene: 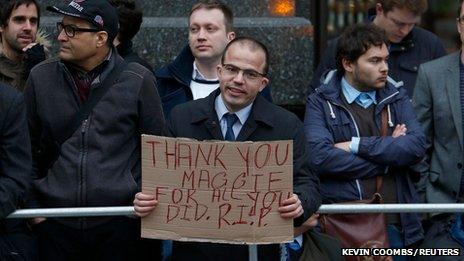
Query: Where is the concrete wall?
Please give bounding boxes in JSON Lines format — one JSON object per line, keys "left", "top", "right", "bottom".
{"left": 38, "top": 0, "right": 313, "bottom": 106}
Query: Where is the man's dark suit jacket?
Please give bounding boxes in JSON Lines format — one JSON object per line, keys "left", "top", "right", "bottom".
{"left": 168, "top": 89, "right": 321, "bottom": 261}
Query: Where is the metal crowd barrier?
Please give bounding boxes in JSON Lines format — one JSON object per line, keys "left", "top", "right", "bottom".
{"left": 8, "top": 204, "right": 464, "bottom": 218}
{"left": 8, "top": 204, "right": 464, "bottom": 261}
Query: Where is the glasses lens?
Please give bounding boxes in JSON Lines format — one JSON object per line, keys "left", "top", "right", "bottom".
{"left": 57, "top": 23, "right": 74, "bottom": 37}
{"left": 64, "top": 25, "right": 75, "bottom": 37}
{"left": 224, "top": 65, "right": 238, "bottom": 76}
{"left": 243, "top": 71, "right": 260, "bottom": 81}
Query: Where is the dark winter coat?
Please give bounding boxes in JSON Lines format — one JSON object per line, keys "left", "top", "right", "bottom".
{"left": 305, "top": 70, "right": 427, "bottom": 245}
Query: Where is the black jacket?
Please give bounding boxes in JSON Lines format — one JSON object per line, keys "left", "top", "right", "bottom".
{"left": 0, "top": 83, "right": 31, "bottom": 220}
{"left": 309, "top": 21, "right": 446, "bottom": 98}
{"left": 168, "top": 89, "right": 320, "bottom": 261}
{"left": 25, "top": 50, "right": 166, "bottom": 229}
{"left": 0, "top": 83, "right": 32, "bottom": 240}
{"left": 155, "top": 45, "right": 273, "bottom": 119}
{"left": 116, "top": 40, "right": 153, "bottom": 72}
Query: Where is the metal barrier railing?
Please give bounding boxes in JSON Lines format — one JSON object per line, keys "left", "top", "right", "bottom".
{"left": 8, "top": 204, "right": 464, "bottom": 218}
{"left": 9, "top": 204, "right": 463, "bottom": 261}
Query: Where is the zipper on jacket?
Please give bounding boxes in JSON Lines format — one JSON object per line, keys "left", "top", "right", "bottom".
{"left": 328, "top": 101, "right": 363, "bottom": 200}
{"left": 79, "top": 118, "right": 89, "bottom": 228}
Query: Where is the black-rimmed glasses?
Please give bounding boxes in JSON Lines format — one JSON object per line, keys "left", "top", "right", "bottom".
{"left": 56, "top": 22, "right": 101, "bottom": 38}
{"left": 221, "top": 64, "right": 266, "bottom": 82}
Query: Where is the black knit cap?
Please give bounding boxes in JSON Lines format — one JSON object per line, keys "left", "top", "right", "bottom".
{"left": 47, "top": 0, "right": 119, "bottom": 41}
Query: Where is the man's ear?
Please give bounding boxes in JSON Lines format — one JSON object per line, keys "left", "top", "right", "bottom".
{"left": 96, "top": 31, "right": 109, "bottom": 47}
{"left": 342, "top": 58, "right": 354, "bottom": 73}
{"left": 259, "top": 77, "right": 269, "bottom": 92}
{"left": 227, "top": 31, "right": 235, "bottom": 41}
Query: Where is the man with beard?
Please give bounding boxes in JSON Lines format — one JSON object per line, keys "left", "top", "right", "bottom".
{"left": 305, "top": 24, "right": 426, "bottom": 254}
{"left": 0, "top": 0, "right": 48, "bottom": 91}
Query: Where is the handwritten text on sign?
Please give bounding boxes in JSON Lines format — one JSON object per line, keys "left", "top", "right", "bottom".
{"left": 141, "top": 135, "right": 293, "bottom": 244}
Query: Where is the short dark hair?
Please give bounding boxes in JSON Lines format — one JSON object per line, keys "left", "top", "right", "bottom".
{"left": 0, "top": 0, "right": 40, "bottom": 39}
{"left": 458, "top": 0, "right": 464, "bottom": 18}
{"left": 189, "top": 0, "right": 234, "bottom": 32}
{"left": 221, "top": 36, "right": 269, "bottom": 76}
{"left": 109, "top": 0, "right": 142, "bottom": 43}
{"left": 336, "top": 24, "right": 388, "bottom": 73}
{"left": 377, "top": 0, "right": 427, "bottom": 16}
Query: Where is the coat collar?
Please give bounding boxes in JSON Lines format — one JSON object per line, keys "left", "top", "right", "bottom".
{"left": 155, "top": 45, "right": 194, "bottom": 87}
{"left": 316, "top": 70, "right": 403, "bottom": 107}
{"left": 190, "top": 89, "right": 275, "bottom": 140}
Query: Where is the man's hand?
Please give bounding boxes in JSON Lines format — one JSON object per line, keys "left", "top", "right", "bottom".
{"left": 29, "top": 217, "right": 46, "bottom": 226}
{"left": 392, "top": 124, "right": 407, "bottom": 138}
{"left": 133, "top": 192, "right": 158, "bottom": 218}
{"left": 22, "top": 42, "right": 39, "bottom": 52}
{"left": 334, "top": 141, "right": 351, "bottom": 152}
{"left": 22, "top": 43, "right": 46, "bottom": 75}
{"left": 293, "top": 213, "right": 319, "bottom": 236}
{"left": 278, "top": 193, "right": 303, "bottom": 219}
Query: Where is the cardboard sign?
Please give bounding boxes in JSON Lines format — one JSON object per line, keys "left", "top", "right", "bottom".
{"left": 141, "top": 135, "right": 293, "bottom": 244}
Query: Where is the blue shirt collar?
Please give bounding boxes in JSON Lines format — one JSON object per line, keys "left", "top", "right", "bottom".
{"left": 341, "top": 77, "right": 377, "bottom": 104}
{"left": 215, "top": 94, "right": 252, "bottom": 125}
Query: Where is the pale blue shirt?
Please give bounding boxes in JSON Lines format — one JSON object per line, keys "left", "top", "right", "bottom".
{"left": 215, "top": 95, "right": 252, "bottom": 140}
{"left": 192, "top": 61, "right": 219, "bottom": 81}
{"left": 341, "top": 77, "right": 377, "bottom": 154}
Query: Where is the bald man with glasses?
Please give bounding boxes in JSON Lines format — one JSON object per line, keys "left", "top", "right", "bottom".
{"left": 134, "top": 37, "right": 320, "bottom": 261}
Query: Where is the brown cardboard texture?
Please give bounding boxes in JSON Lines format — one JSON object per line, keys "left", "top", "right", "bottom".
{"left": 141, "top": 135, "right": 293, "bottom": 244}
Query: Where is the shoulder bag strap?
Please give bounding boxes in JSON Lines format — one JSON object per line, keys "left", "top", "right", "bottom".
{"left": 375, "top": 105, "right": 390, "bottom": 193}
{"left": 55, "top": 61, "right": 127, "bottom": 145}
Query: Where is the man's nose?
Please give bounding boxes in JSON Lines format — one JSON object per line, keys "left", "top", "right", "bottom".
{"left": 57, "top": 29, "right": 68, "bottom": 41}
{"left": 399, "top": 25, "right": 412, "bottom": 37}
{"left": 380, "top": 60, "right": 389, "bottom": 72}
{"left": 23, "top": 20, "right": 32, "bottom": 31}
{"left": 198, "top": 28, "right": 207, "bottom": 39}
{"left": 233, "top": 70, "right": 245, "bottom": 83}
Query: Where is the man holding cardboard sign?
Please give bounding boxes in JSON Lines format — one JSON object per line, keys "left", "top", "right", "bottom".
{"left": 134, "top": 37, "right": 320, "bottom": 260}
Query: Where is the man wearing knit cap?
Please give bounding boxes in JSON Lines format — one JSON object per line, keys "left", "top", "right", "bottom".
{"left": 24, "top": 0, "right": 166, "bottom": 260}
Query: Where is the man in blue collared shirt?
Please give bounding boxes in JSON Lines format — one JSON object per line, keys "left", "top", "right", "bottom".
{"left": 305, "top": 23, "right": 426, "bottom": 257}
{"left": 134, "top": 36, "right": 320, "bottom": 261}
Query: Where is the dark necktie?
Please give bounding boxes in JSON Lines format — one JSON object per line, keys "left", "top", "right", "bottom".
{"left": 224, "top": 113, "right": 239, "bottom": 141}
